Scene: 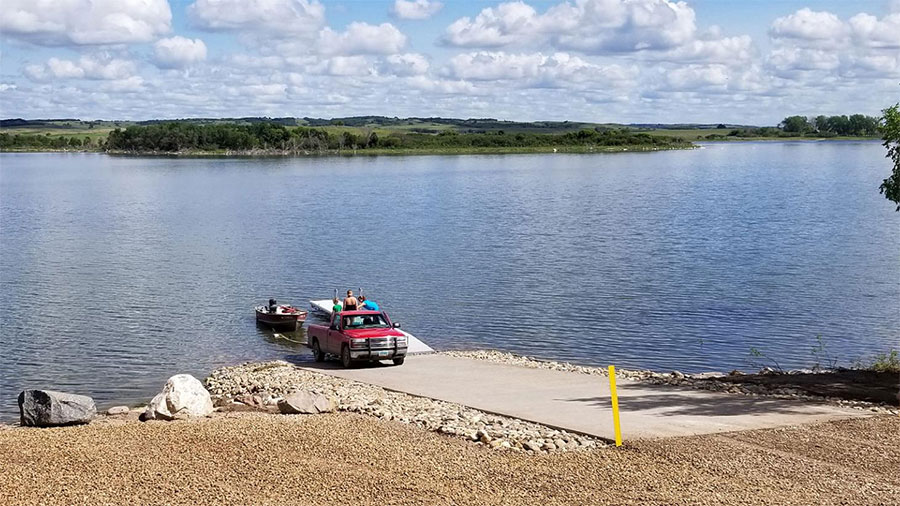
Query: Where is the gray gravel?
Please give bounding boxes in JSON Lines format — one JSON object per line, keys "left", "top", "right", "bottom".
{"left": 205, "top": 361, "right": 603, "bottom": 453}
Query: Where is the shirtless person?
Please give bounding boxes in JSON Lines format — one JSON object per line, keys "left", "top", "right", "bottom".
{"left": 343, "top": 290, "right": 359, "bottom": 311}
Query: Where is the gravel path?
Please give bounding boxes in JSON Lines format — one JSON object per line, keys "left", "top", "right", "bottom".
{"left": 1, "top": 413, "right": 897, "bottom": 505}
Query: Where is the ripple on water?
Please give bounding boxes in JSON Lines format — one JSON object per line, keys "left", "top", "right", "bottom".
{"left": 1, "top": 145, "right": 898, "bottom": 420}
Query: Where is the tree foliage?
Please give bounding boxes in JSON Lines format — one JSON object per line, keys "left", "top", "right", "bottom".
{"left": 879, "top": 103, "right": 900, "bottom": 211}
{"left": 101, "top": 122, "right": 688, "bottom": 153}
{"left": 779, "top": 114, "right": 879, "bottom": 136}
{"left": 0, "top": 133, "right": 97, "bottom": 149}
{"left": 780, "top": 115, "right": 812, "bottom": 133}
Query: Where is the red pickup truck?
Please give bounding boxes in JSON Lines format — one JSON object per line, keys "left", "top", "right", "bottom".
{"left": 307, "top": 310, "right": 408, "bottom": 368}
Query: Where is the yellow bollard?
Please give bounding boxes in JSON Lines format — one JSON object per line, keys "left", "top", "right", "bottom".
{"left": 608, "top": 365, "right": 623, "bottom": 447}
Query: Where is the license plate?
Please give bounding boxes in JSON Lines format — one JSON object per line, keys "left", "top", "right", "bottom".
{"left": 377, "top": 351, "right": 390, "bottom": 357}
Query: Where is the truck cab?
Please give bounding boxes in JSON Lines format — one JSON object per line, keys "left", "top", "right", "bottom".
{"left": 307, "top": 310, "right": 408, "bottom": 367}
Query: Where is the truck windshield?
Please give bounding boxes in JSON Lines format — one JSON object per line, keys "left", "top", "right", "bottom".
{"left": 342, "top": 314, "right": 390, "bottom": 329}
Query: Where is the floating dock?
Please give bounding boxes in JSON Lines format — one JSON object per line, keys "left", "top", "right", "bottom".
{"left": 309, "top": 299, "right": 433, "bottom": 354}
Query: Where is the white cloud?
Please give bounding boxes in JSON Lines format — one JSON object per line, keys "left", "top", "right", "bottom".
{"left": 665, "top": 64, "right": 730, "bottom": 89}
{"left": 227, "top": 83, "right": 286, "bottom": 97}
{"left": 25, "top": 56, "right": 137, "bottom": 81}
{"left": 446, "top": 51, "right": 545, "bottom": 80}
{"left": 768, "top": 8, "right": 900, "bottom": 79}
{"left": 848, "top": 12, "right": 900, "bottom": 48}
{"left": 768, "top": 47, "right": 841, "bottom": 75}
{"left": 444, "top": 2, "right": 542, "bottom": 48}
{"left": 444, "top": 0, "right": 696, "bottom": 53}
{"left": 392, "top": 0, "right": 443, "bottom": 20}
{"left": 381, "top": 53, "right": 430, "bottom": 76}
{"left": 0, "top": 84, "right": 18, "bottom": 92}
{"left": 444, "top": 51, "right": 636, "bottom": 89}
{"left": 189, "top": 0, "right": 325, "bottom": 36}
{"left": 550, "top": 0, "right": 697, "bottom": 53}
{"left": 769, "top": 8, "right": 846, "bottom": 44}
{"left": 317, "top": 22, "right": 408, "bottom": 56}
{"left": 660, "top": 33, "right": 754, "bottom": 65}
{"left": 0, "top": 0, "right": 171, "bottom": 45}
{"left": 328, "top": 56, "right": 375, "bottom": 76}
{"left": 406, "top": 75, "right": 477, "bottom": 94}
{"left": 100, "top": 76, "right": 145, "bottom": 92}
{"left": 154, "top": 36, "right": 208, "bottom": 69}
{"left": 655, "top": 63, "right": 768, "bottom": 95}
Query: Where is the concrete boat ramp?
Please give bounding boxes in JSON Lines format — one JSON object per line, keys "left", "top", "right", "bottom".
{"left": 300, "top": 353, "right": 867, "bottom": 441}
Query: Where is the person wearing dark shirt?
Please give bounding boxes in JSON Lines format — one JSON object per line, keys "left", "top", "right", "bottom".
{"left": 343, "top": 290, "right": 358, "bottom": 311}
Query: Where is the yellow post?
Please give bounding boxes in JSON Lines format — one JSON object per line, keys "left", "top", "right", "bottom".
{"left": 608, "top": 365, "right": 623, "bottom": 447}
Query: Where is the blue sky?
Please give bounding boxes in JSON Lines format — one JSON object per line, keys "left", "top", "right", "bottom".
{"left": 1, "top": 0, "right": 899, "bottom": 124}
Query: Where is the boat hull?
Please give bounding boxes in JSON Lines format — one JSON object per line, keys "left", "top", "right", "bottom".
{"left": 256, "top": 307, "right": 308, "bottom": 330}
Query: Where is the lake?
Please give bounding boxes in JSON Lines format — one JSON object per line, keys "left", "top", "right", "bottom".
{"left": 1, "top": 142, "right": 898, "bottom": 420}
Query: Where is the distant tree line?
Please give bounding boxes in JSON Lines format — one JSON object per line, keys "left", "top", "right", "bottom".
{"left": 0, "top": 133, "right": 100, "bottom": 150}
{"left": 102, "top": 122, "right": 687, "bottom": 153}
{"left": 701, "top": 114, "right": 880, "bottom": 140}
{"left": 779, "top": 114, "right": 880, "bottom": 136}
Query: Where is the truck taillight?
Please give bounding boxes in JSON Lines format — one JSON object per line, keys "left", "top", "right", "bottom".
{"left": 350, "top": 338, "right": 367, "bottom": 349}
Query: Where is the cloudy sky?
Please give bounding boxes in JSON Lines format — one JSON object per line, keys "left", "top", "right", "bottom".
{"left": 1, "top": 0, "right": 899, "bottom": 124}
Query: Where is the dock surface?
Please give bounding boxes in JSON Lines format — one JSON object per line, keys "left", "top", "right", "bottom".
{"left": 300, "top": 354, "right": 867, "bottom": 440}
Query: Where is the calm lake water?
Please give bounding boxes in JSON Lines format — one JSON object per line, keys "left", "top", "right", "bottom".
{"left": 1, "top": 142, "right": 898, "bottom": 420}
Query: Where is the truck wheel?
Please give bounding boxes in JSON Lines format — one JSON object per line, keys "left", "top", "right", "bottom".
{"left": 311, "top": 339, "right": 325, "bottom": 362}
{"left": 340, "top": 345, "right": 353, "bottom": 368}
{"left": 392, "top": 356, "right": 405, "bottom": 366}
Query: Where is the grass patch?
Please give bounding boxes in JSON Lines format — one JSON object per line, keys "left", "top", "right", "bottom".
{"left": 853, "top": 349, "right": 900, "bottom": 374}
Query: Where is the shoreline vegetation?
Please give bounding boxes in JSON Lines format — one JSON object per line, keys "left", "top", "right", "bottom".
{"left": 2, "top": 121, "right": 693, "bottom": 155}
{"left": 0, "top": 114, "right": 881, "bottom": 156}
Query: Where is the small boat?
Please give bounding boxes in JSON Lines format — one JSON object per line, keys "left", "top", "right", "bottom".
{"left": 255, "top": 302, "right": 308, "bottom": 331}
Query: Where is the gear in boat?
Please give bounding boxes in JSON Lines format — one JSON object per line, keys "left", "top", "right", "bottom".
{"left": 255, "top": 298, "right": 308, "bottom": 331}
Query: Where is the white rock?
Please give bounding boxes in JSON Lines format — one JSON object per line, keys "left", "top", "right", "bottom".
{"left": 142, "top": 374, "right": 213, "bottom": 421}
{"left": 107, "top": 405, "right": 130, "bottom": 415}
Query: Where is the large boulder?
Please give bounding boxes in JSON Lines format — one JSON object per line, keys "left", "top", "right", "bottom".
{"left": 277, "top": 391, "right": 336, "bottom": 414}
{"left": 141, "top": 374, "right": 213, "bottom": 421}
{"left": 18, "top": 390, "right": 96, "bottom": 427}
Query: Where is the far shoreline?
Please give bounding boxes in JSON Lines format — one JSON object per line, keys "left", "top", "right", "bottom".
{"left": 1, "top": 137, "right": 884, "bottom": 157}
{"left": 0, "top": 144, "right": 695, "bottom": 157}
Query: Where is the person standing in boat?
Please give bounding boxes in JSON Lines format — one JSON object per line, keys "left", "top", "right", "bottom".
{"left": 268, "top": 298, "right": 278, "bottom": 313}
{"left": 359, "top": 295, "right": 379, "bottom": 311}
{"left": 343, "top": 290, "right": 358, "bottom": 311}
{"left": 332, "top": 297, "right": 342, "bottom": 313}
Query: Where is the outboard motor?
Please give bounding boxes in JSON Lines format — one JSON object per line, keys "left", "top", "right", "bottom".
{"left": 268, "top": 298, "right": 277, "bottom": 312}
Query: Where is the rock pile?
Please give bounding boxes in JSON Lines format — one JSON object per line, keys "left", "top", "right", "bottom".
{"left": 444, "top": 350, "right": 899, "bottom": 415}
{"left": 18, "top": 390, "right": 96, "bottom": 427}
{"left": 205, "top": 361, "right": 602, "bottom": 453}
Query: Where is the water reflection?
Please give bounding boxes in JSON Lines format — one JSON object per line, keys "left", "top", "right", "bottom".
{"left": 1, "top": 145, "right": 897, "bottom": 420}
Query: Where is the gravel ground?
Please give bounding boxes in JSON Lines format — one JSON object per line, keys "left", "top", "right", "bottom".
{"left": 206, "top": 361, "right": 602, "bottom": 453}
{"left": 1, "top": 413, "right": 898, "bottom": 505}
